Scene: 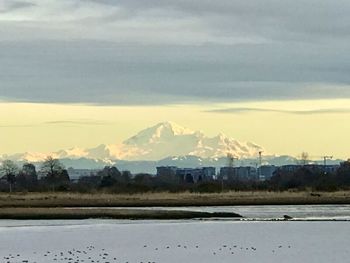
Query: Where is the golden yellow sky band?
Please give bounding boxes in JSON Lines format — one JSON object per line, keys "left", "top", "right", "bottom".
{"left": 0, "top": 99, "right": 350, "bottom": 159}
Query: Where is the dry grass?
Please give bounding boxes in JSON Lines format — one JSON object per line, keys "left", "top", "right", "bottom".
{"left": 0, "top": 190, "right": 350, "bottom": 208}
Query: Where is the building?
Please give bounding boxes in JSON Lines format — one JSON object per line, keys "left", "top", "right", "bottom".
{"left": 236, "top": 166, "right": 258, "bottom": 181}
{"left": 219, "top": 167, "right": 235, "bottom": 181}
{"left": 67, "top": 168, "right": 98, "bottom": 180}
{"left": 258, "top": 165, "right": 277, "bottom": 180}
{"left": 323, "top": 165, "right": 340, "bottom": 174}
{"left": 278, "top": 164, "right": 340, "bottom": 174}
{"left": 202, "top": 167, "right": 216, "bottom": 179}
{"left": 280, "top": 165, "right": 302, "bottom": 173}
{"left": 176, "top": 167, "right": 216, "bottom": 183}
{"left": 156, "top": 166, "right": 177, "bottom": 177}
{"left": 220, "top": 166, "right": 258, "bottom": 181}
{"left": 156, "top": 166, "right": 216, "bottom": 183}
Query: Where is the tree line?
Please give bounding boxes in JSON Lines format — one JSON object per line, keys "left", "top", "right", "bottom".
{"left": 1, "top": 157, "right": 350, "bottom": 193}
{"left": 269, "top": 161, "right": 350, "bottom": 191}
{"left": 0, "top": 157, "right": 69, "bottom": 192}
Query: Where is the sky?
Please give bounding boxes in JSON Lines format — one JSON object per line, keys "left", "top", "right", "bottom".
{"left": 0, "top": 0, "right": 350, "bottom": 159}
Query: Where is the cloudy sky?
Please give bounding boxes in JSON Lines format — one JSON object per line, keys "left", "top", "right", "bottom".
{"left": 1, "top": 0, "right": 350, "bottom": 159}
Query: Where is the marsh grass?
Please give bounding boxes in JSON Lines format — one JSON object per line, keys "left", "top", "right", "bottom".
{"left": 0, "top": 190, "right": 350, "bottom": 208}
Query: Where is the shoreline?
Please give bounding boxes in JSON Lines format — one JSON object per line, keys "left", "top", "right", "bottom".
{"left": 0, "top": 208, "right": 349, "bottom": 221}
{"left": 0, "top": 207, "right": 242, "bottom": 220}
{"left": 0, "top": 191, "right": 349, "bottom": 220}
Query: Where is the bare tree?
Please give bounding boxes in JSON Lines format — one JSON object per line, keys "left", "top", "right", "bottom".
{"left": 40, "top": 156, "right": 65, "bottom": 191}
{"left": 16, "top": 163, "right": 38, "bottom": 190}
{"left": 300, "top": 152, "right": 310, "bottom": 166}
{"left": 0, "top": 160, "right": 19, "bottom": 192}
{"left": 41, "top": 156, "right": 63, "bottom": 175}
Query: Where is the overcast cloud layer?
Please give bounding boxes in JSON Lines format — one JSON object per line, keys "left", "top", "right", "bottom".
{"left": 1, "top": 0, "right": 350, "bottom": 105}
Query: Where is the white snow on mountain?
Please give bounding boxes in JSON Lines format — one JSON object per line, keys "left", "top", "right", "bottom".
{"left": 2, "top": 121, "right": 264, "bottom": 162}
{"left": 115, "top": 121, "right": 264, "bottom": 160}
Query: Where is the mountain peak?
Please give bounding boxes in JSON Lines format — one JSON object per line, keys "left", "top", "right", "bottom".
{"left": 123, "top": 121, "right": 195, "bottom": 145}
{"left": 154, "top": 121, "right": 194, "bottom": 136}
{"left": 216, "top": 132, "right": 228, "bottom": 140}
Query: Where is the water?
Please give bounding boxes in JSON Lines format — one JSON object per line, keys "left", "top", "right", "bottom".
{"left": 1, "top": 205, "right": 350, "bottom": 262}
{"left": 0, "top": 219, "right": 349, "bottom": 263}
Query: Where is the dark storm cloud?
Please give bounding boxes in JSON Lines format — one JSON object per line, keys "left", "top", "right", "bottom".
{"left": 0, "top": 0, "right": 350, "bottom": 105}
{"left": 89, "top": 0, "right": 350, "bottom": 41}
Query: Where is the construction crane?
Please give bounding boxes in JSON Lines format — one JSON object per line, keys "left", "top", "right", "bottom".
{"left": 323, "top": 155, "right": 333, "bottom": 174}
{"left": 295, "top": 154, "right": 333, "bottom": 164}
{"left": 323, "top": 155, "right": 333, "bottom": 166}
{"left": 220, "top": 153, "right": 238, "bottom": 192}
{"left": 259, "top": 151, "right": 263, "bottom": 165}
{"left": 296, "top": 154, "right": 333, "bottom": 174}
{"left": 258, "top": 151, "right": 263, "bottom": 179}
{"left": 250, "top": 162, "right": 258, "bottom": 169}
{"left": 227, "top": 153, "right": 238, "bottom": 168}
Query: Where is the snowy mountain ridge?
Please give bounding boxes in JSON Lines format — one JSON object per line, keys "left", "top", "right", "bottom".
{"left": 2, "top": 121, "right": 264, "bottom": 163}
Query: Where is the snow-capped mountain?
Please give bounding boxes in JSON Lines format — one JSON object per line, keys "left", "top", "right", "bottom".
{"left": 2, "top": 121, "right": 264, "bottom": 163}
{"left": 117, "top": 121, "right": 263, "bottom": 160}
